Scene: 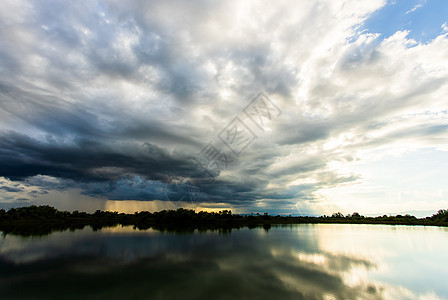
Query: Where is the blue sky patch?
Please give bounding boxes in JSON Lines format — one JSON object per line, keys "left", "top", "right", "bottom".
{"left": 362, "top": 0, "right": 448, "bottom": 42}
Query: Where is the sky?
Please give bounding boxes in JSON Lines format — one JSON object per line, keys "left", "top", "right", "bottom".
{"left": 0, "top": 0, "right": 447, "bottom": 216}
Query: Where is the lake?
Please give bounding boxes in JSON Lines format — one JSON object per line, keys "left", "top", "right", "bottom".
{"left": 1, "top": 224, "right": 447, "bottom": 299}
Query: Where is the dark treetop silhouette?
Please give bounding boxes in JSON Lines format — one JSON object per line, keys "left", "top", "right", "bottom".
{"left": 0, "top": 205, "right": 447, "bottom": 236}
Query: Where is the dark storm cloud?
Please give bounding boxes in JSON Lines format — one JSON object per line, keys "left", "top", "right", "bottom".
{"left": 0, "top": 185, "right": 24, "bottom": 193}
{"left": 28, "top": 190, "right": 49, "bottom": 197}
{"left": 80, "top": 175, "right": 165, "bottom": 200}
{"left": 0, "top": 0, "right": 447, "bottom": 212}
{"left": 0, "top": 131, "right": 198, "bottom": 182}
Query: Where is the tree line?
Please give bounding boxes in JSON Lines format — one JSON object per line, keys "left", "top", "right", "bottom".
{"left": 0, "top": 205, "right": 447, "bottom": 236}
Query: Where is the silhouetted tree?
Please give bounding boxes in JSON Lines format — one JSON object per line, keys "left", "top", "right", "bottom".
{"left": 1, "top": 205, "right": 448, "bottom": 237}
{"left": 331, "top": 212, "right": 344, "bottom": 218}
{"left": 432, "top": 209, "right": 448, "bottom": 222}
{"left": 351, "top": 212, "right": 362, "bottom": 219}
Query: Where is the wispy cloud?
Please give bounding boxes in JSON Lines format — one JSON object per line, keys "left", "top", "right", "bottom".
{"left": 442, "top": 22, "right": 448, "bottom": 32}
{"left": 0, "top": 0, "right": 447, "bottom": 214}
{"left": 405, "top": 4, "right": 423, "bottom": 14}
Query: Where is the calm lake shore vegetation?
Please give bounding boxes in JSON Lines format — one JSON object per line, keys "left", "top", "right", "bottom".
{"left": 1, "top": 205, "right": 447, "bottom": 236}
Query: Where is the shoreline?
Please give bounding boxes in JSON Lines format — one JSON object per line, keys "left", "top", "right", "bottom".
{"left": 1, "top": 205, "right": 447, "bottom": 236}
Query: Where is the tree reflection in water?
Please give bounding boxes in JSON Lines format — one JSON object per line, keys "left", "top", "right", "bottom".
{"left": 0, "top": 224, "right": 446, "bottom": 299}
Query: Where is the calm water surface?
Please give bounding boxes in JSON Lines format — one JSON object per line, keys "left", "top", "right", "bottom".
{"left": 1, "top": 224, "right": 447, "bottom": 299}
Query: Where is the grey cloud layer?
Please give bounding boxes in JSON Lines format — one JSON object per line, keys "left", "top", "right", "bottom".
{"left": 1, "top": 0, "right": 447, "bottom": 212}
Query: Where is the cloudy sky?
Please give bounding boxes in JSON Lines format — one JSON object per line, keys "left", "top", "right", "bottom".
{"left": 1, "top": 0, "right": 447, "bottom": 216}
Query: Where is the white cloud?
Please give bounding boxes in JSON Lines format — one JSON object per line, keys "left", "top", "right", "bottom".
{"left": 405, "top": 4, "right": 423, "bottom": 15}
{"left": 442, "top": 22, "right": 448, "bottom": 32}
{"left": 0, "top": 0, "right": 447, "bottom": 214}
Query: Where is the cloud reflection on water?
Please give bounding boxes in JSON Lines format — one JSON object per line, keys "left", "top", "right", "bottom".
{"left": 0, "top": 224, "right": 446, "bottom": 299}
